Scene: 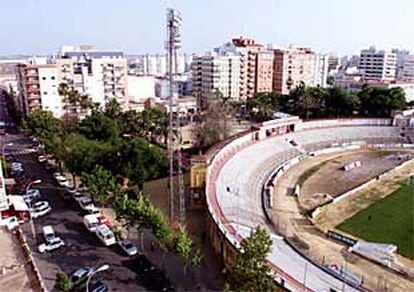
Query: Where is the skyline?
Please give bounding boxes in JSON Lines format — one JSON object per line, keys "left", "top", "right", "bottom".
{"left": 1, "top": 0, "right": 414, "bottom": 56}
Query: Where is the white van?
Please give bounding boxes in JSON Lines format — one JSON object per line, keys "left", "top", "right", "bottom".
{"left": 95, "top": 224, "right": 116, "bottom": 246}
{"left": 83, "top": 214, "right": 100, "bottom": 232}
{"left": 42, "top": 225, "right": 55, "bottom": 243}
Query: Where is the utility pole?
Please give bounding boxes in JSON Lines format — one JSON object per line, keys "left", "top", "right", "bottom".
{"left": 166, "top": 8, "right": 185, "bottom": 224}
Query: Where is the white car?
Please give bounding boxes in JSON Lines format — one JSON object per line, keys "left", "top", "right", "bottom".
{"left": 53, "top": 173, "right": 69, "bottom": 187}
{"left": 118, "top": 240, "right": 138, "bottom": 256}
{"left": 37, "top": 155, "right": 47, "bottom": 163}
{"left": 11, "top": 162, "right": 22, "bottom": 169}
{"left": 23, "top": 188, "right": 41, "bottom": 203}
{"left": 38, "top": 236, "right": 65, "bottom": 253}
{"left": 30, "top": 201, "right": 52, "bottom": 219}
{"left": 3, "top": 216, "right": 20, "bottom": 231}
{"left": 78, "top": 197, "right": 98, "bottom": 213}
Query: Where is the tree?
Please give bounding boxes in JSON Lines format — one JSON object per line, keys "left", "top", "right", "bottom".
{"left": 118, "top": 137, "right": 167, "bottom": 188}
{"left": 76, "top": 110, "right": 121, "bottom": 141}
{"left": 21, "top": 109, "right": 61, "bottom": 140}
{"left": 192, "top": 90, "right": 236, "bottom": 150}
{"left": 81, "top": 165, "right": 121, "bottom": 206}
{"left": 227, "top": 226, "right": 276, "bottom": 292}
{"left": 54, "top": 270, "right": 69, "bottom": 292}
{"left": 59, "top": 82, "right": 92, "bottom": 124}
{"left": 175, "top": 226, "right": 202, "bottom": 275}
{"left": 358, "top": 86, "right": 406, "bottom": 117}
{"left": 104, "top": 98, "right": 123, "bottom": 120}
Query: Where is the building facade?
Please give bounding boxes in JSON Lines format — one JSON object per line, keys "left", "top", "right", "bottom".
{"left": 192, "top": 54, "right": 240, "bottom": 109}
{"left": 398, "top": 54, "right": 414, "bottom": 82}
{"left": 358, "top": 47, "right": 396, "bottom": 81}
{"left": 272, "top": 47, "right": 318, "bottom": 94}
{"left": 22, "top": 64, "right": 62, "bottom": 117}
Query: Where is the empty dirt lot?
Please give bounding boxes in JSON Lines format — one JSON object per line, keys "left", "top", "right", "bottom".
{"left": 299, "top": 149, "right": 413, "bottom": 211}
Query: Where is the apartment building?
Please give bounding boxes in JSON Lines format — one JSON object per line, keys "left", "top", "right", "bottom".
{"left": 398, "top": 54, "right": 414, "bottom": 82}
{"left": 272, "top": 47, "right": 318, "bottom": 94}
{"left": 255, "top": 51, "right": 274, "bottom": 93}
{"left": 358, "top": 47, "right": 396, "bottom": 81}
{"left": 315, "top": 54, "right": 329, "bottom": 88}
{"left": 59, "top": 51, "right": 128, "bottom": 107}
{"left": 22, "top": 64, "right": 62, "bottom": 117}
{"left": 192, "top": 54, "right": 240, "bottom": 109}
{"left": 215, "top": 37, "right": 273, "bottom": 99}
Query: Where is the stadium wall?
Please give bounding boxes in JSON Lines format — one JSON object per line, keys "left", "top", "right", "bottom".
{"left": 204, "top": 118, "right": 398, "bottom": 291}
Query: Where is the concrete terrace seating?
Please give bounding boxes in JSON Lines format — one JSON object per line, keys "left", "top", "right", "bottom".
{"left": 210, "top": 125, "right": 406, "bottom": 291}
{"left": 292, "top": 126, "right": 401, "bottom": 146}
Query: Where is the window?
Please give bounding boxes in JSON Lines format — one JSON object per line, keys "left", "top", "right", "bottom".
{"left": 43, "top": 91, "right": 47, "bottom": 95}
{"left": 42, "top": 77, "right": 46, "bottom": 80}
{"left": 51, "top": 76, "right": 55, "bottom": 80}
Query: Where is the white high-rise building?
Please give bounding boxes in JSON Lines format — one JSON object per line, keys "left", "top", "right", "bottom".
{"left": 399, "top": 54, "right": 414, "bottom": 82}
{"left": 22, "top": 64, "right": 62, "bottom": 117}
{"left": 192, "top": 53, "right": 240, "bottom": 109}
{"left": 19, "top": 47, "right": 128, "bottom": 118}
{"left": 315, "top": 54, "right": 329, "bottom": 88}
{"left": 358, "top": 47, "right": 396, "bottom": 81}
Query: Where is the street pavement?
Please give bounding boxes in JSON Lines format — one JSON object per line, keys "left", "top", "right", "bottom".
{"left": 5, "top": 134, "right": 149, "bottom": 291}
{"left": 0, "top": 91, "right": 223, "bottom": 291}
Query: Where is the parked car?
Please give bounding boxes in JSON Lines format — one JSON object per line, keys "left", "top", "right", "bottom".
{"left": 69, "top": 267, "right": 93, "bottom": 290}
{"left": 23, "top": 188, "right": 41, "bottom": 203}
{"left": 37, "top": 155, "right": 47, "bottom": 163}
{"left": 38, "top": 236, "right": 65, "bottom": 253}
{"left": 11, "top": 162, "right": 22, "bottom": 169}
{"left": 78, "top": 196, "right": 99, "bottom": 213}
{"left": 30, "top": 201, "right": 52, "bottom": 219}
{"left": 42, "top": 225, "right": 56, "bottom": 243}
{"left": 88, "top": 280, "right": 109, "bottom": 292}
{"left": 72, "top": 191, "right": 85, "bottom": 203}
{"left": 53, "top": 173, "right": 69, "bottom": 187}
{"left": 95, "top": 224, "right": 116, "bottom": 246}
{"left": 118, "top": 240, "right": 138, "bottom": 256}
{"left": 3, "top": 216, "right": 19, "bottom": 231}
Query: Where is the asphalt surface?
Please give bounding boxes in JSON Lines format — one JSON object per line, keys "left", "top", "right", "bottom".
{"left": 0, "top": 92, "right": 148, "bottom": 291}
{"left": 5, "top": 137, "right": 155, "bottom": 292}
{"left": 0, "top": 91, "right": 224, "bottom": 292}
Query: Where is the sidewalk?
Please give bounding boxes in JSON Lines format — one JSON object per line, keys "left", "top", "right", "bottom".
{"left": 0, "top": 229, "right": 38, "bottom": 291}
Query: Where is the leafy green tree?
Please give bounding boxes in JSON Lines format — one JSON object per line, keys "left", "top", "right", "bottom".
{"left": 227, "top": 226, "right": 276, "bottom": 292}
{"left": 54, "top": 270, "right": 69, "bottom": 292}
{"left": 104, "top": 98, "right": 123, "bottom": 120}
{"left": 358, "top": 86, "right": 406, "bottom": 117}
{"left": 175, "top": 226, "right": 202, "bottom": 275}
{"left": 21, "top": 109, "right": 61, "bottom": 140}
{"left": 118, "top": 137, "right": 167, "bottom": 187}
{"left": 59, "top": 83, "right": 92, "bottom": 126}
{"left": 81, "top": 165, "right": 122, "bottom": 205}
{"left": 76, "top": 110, "right": 121, "bottom": 141}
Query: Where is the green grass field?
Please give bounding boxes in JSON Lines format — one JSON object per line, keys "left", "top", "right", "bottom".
{"left": 338, "top": 177, "right": 414, "bottom": 259}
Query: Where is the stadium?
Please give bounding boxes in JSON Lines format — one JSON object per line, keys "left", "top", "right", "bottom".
{"left": 191, "top": 110, "right": 414, "bottom": 292}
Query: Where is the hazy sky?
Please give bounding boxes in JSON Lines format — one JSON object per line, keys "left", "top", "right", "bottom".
{"left": 1, "top": 0, "right": 414, "bottom": 56}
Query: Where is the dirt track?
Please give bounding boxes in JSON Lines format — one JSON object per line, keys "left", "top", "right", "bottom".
{"left": 270, "top": 148, "right": 414, "bottom": 292}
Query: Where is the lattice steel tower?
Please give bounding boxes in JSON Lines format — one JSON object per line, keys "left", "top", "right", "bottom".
{"left": 166, "top": 8, "right": 185, "bottom": 224}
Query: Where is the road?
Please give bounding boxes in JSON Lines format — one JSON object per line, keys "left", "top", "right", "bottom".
{"left": 3, "top": 134, "right": 152, "bottom": 291}
{"left": 0, "top": 91, "right": 148, "bottom": 291}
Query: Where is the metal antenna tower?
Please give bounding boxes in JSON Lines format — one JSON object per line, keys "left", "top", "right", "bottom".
{"left": 166, "top": 8, "right": 185, "bottom": 224}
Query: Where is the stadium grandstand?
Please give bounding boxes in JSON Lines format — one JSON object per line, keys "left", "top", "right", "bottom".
{"left": 191, "top": 113, "right": 412, "bottom": 292}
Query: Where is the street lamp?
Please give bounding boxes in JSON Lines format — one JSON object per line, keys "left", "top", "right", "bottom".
{"left": 86, "top": 264, "right": 110, "bottom": 292}
{"left": 26, "top": 179, "right": 42, "bottom": 192}
{"left": 2, "top": 142, "right": 13, "bottom": 159}
{"left": 26, "top": 179, "right": 42, "bottom": 242}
